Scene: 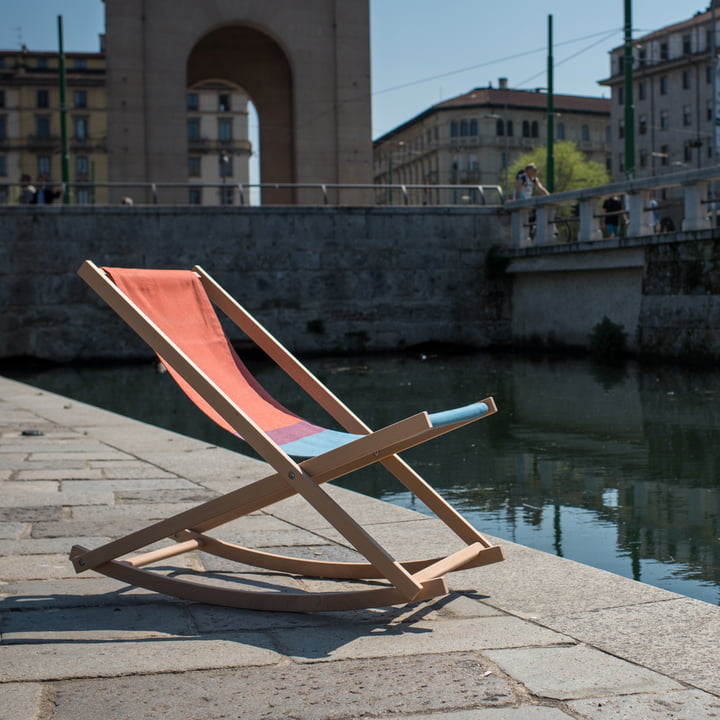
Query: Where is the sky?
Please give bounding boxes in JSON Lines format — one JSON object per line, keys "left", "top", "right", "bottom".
{"left": 0, "top": 0, "right": 710, "bottom": 140}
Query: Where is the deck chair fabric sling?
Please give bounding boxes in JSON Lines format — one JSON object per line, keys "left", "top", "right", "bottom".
{"left": 71, "top": 260, "right": 504, "bottom": 612}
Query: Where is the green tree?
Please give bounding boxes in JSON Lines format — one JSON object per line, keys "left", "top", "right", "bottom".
{"left": 509, "top": 141, "right": 609, "bottom": 196}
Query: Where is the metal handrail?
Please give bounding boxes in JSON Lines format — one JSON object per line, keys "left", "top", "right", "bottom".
{"left": 0, "top": 180, "right": 504, "bottom": 207}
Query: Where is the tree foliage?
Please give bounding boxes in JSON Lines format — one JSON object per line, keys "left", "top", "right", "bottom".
{"left": 508, "top": 141, "right": 610, "bottom": 195}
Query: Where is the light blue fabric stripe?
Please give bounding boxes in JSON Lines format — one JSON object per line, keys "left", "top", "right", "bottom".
{"left": 280, "top": 401, "right": 489, "bottom": 458}
{"left": 427, "top": 402, "right": 489, "bottom": 428}
{"left": 280, "top": 428, "right": 364, "bottom": 458}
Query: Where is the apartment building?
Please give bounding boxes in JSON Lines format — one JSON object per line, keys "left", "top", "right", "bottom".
{"left": 0, "top": 48, "right": 108, "bottom": 204}
{"left": 0, "top": 47, "right": 251, "bottom": 205}
{"left": 373, "top": 79, "right": 611, "bottom": 203}
{"left": 601, "top": 4, "right": 720, "bottom": 179}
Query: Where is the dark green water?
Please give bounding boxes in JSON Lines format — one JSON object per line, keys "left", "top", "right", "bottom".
{"left": 8, "top": 351, "right": 720, "bottom": 605}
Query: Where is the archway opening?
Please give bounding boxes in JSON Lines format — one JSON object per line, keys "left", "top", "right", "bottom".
{"left": 187, "top": 24, "right": 293, "bottom": 205}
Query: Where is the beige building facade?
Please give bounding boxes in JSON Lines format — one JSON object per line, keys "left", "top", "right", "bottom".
{"left": 0, "top": 49, "right": 109, "bottom": 204}
{"left": 601, "top": 5, "right": 720, "bottom": 180}
{"left": 0, "top": 49, "right": 251, "bottom": 205}
{"left": 373, "top": 80, "right": 611, "bottom": 203}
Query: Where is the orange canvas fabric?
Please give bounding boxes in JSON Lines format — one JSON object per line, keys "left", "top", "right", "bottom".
{"left": 104, "top": 268, "right": 306, "bottom": 437}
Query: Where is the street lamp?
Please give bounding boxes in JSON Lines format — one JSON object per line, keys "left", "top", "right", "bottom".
{"left": 220, "top": 152, "right": 230, "bottom": 205}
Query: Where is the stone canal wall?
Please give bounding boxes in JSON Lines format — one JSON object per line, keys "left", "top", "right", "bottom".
{"left": 0, "top": 205, "right": 511, "bottom": 362}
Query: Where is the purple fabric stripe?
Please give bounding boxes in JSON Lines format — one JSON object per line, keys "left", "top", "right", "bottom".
{"left": 267, "top": 420, "right": 326, "bottom": 446}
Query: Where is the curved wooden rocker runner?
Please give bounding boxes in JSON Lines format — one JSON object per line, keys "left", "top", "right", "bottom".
{"left": 70, "top": 260, "right": 504, "bottom": 612}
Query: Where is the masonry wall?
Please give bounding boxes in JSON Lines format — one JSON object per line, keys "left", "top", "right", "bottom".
{"left": 0, "top": 206, "right": 511, "bottom": 362}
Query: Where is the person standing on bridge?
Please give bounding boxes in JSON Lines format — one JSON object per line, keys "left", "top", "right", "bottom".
{"left": 514, "top": 163, "right": 550, "bottom": 200}
{"left": 602, "top": 194, "right": 626, "bottom": 238}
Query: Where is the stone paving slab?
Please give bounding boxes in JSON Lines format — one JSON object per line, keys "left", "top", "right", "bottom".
{"left": 1, "top": 374, "right": 720, "bottom": 720}
{"left": 45, "top": 653, "right": 517, "bottom": 720}
{"left": 568, "top": 689, "right": 720, "bottom": 719}
{"left": 484, "top": 645, "right": 683, "bottom": 700}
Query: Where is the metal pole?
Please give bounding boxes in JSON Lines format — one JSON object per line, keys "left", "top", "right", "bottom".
{"left": 712, "top": 3, "right": 718, "bottom": 158}
{"left": 57, "top": 16, "right": 70, "bottom": 204}
{"left": 547, "top": 14, "right": 555, "bottom": 193}
{"left": 624, "top": 0, "right": 635, "bottom": 179}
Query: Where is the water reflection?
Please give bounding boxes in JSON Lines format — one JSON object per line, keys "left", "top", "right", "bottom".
{"left": 7, "top": 352, "right": 720, "bottom": 605}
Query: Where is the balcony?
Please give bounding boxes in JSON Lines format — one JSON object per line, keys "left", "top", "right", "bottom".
{"left": 26, "top": 134, "right": 60, "bottom": 149}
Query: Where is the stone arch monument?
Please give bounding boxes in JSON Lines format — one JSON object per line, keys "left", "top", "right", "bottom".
{"left": 104, "top": 0, "right": 372, "bottom": 204}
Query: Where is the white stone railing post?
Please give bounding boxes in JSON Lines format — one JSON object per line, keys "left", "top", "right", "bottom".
{"left": 626, "top": 191, "right": 654, "bottom": 237}
{"left": 577, "top": 198, "right": 603, "bottom": 243}
{"left": 534, "top": 205, "right": 549, "bottom": 245}
{"left": 511, "top": 207, "right": 531, "bottom": 248}
{"left": 682, "top": 180, "right": 711, "bottom": 231}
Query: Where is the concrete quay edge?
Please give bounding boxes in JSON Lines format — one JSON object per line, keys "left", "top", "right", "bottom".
{"left": 1, "top": 374, "right": 719, "bottom": 720}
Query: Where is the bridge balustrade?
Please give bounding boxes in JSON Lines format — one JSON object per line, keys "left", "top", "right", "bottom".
{"left": 505, "top": 166, "right": 720, "bottom": 249}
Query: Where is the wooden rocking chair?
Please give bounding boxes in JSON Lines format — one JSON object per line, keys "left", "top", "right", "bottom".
{"left": 70, "top": 261, "right": 503, "bottom": 612}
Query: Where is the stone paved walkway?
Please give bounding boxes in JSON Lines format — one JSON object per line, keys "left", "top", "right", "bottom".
{"left": 1, "top": 375, "right": 719, "bottom": 719}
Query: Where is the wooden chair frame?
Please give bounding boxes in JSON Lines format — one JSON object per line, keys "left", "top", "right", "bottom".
{"left": 70, "top": 260, "right": 503, "bottom": 612}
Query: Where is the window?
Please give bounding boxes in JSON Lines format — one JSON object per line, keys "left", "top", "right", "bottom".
{"left": 581, "top": 124, "right": 590, "bottom": 142}
{"left": 682, "top": 70, "right": 691, "bottom": 90}
{"left": 638, "top": 82, "right": 646, "bottom": 101}
{"left": 660, "top": 42, "right": 668, "bottom": 61}
{"left": 683, "top": 34, "right": 691, "bottom": 55}
{"left": 639, "top": 149, "right": 647, "bottom": 168}
{"left": 189, "top": 187, "right": 202, "bottom": 205}
{"left": 187, "top": 118, "right": 201, "bottom": 140}
{"left": 638, "top": 47, "right": 647, "bottom": 67}
{"left": 220, "top": 186, "right": 234, "bottom": 205}
{"left": 639, "top": 114, "right": 647, "bottom": 135}
{"left": 75, "top": 155, "right": 89, "bottom": 176}
{"left": 684, "top": 143, "right": 692, "bottom": 163}
{"left": 0, "top": 90, "right": 4, "bottom": 108}
{"left": 37, "top": 57, "right": 49, "bottom": 70}
{"left": 0, "top": 155, "right": 6, "bottom": 177}
{"left": 522, "top": 120, "right": 530, "bottom": 138}
{"left": 619, "top": 121, "right": 624, "bottom": 139}
{"left": 617, "top": 86, "right": 624, "bottom": 105}
{"left": 531, "top": 121, "right": 539, "bottom": 138}
{"left": 460, "top": 119, "right": 468, "bottom": 136}
{"left": 0, "top": 116, "right": 6, "bottom": 141}
{"left": 556, "top": 122, "right": 565, "bottom": 140}
{"left": 660, "top": 145, "right": 669, "bottom": 166}
{"left": 35, "top": 115, "right": 51, "bottom": 137}
{"left": 75, "top": 187, "right": 91, "bottom": 204}
{"left": 660, "top": 110, "right": 669, "bottom": 129}
{"left": 73, "top": 116, "right": 89, "bottom": 140}
{"left": 683, "top": 105, "right": 692, "bottom": 126}
{"left": 218, "top": 93, "right": 231, "bottom": 112}
{"left": 218, "top": 117, "right": 233, "bottom": 141}
{"left": 187, "top": 93, "right": 199, "bottom": 111}
{"left": 37, "top": 90, "right": 49, "bottom": 108}
{"left": 37, "top": 155, "right": 51, "bottom": 175}
{"left": 73, "top": 90, "right": 87, "bottom": 108}
{"left": 506, "top": 119, "right": 513, "bottom": 137}
{"left": 659, "top": 76, "right": 668, "bottom": 95}
{"left": 188, "top": 155, "right": 201, "bottom": 177}
{"left": 496, "top": 119, "right": 504, "bottom": 136}
{"left": 708, "top": 100, "right": 714, "bottom": 122}
{"left": 469, "top": 119, "right": 478, "bottom": 136}
{"left": 74, "top": 58, "right": 87, "bottom": 70}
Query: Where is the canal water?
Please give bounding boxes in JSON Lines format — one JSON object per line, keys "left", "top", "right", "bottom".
{"left": 9, "top": 351, "right": 720, "bottom": 606}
